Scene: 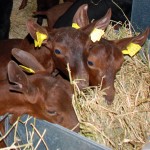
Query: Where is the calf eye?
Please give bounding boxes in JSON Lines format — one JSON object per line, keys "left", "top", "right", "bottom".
{"left": 54, "top": 49, "right": 61, "bottom": 55}
{"left": 87, "top": 60, "right": 94, "bottom": 66}
{"left": 47, "top": 110, "right": 57, "bottom": 116}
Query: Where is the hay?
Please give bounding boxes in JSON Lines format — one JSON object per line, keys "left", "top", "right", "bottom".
{"left": 0, "top": 116, "right": 48, "bottom": 150}
{"left": 72, "top": 25, "right": 150, "bottom": 150}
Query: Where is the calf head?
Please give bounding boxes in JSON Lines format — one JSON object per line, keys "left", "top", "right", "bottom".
{"left": 85, "top": 39, "right": 123, "bottom": 104}
{"left": 26, "top": 6, "right": 111, "bottom": 89}
{"left": 8, "top": 49, "right": 79, "bottom": 131}
{"left": 27, "top": 22, "right": 90, "bottom": 88}
{"left": 85, "top": 28, "right": 150, "bottom": 104}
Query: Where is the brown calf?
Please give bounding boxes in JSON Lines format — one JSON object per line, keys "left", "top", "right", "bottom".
{"left": 0, "top": 48, "right": 79, "bottom": 132}
{"left": 84, "top": 28, "right": 150, "bottom": 104}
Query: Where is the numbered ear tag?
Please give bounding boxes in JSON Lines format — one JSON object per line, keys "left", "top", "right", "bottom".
{"left": 122, "top": 43, "right": 142, "bottom": 57}
{"left": 34, "top": 31, "right": 47, "bottom": 48}
{"left": 19, "top": 65, "right": 35, "bottom": 73}
{"left": 72, "top": 23, "right": 80, "bottom": 29}
{"left": 90, "top": 28, "right": 104, "bottom": 42}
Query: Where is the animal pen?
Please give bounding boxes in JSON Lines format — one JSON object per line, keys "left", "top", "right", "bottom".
{"left": 0, "top": 0, "right": 150, "bottom": 150}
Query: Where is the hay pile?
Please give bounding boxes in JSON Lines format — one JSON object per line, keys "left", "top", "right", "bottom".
{"left": 73, "top": 24, "right": 150, "bottom": 150}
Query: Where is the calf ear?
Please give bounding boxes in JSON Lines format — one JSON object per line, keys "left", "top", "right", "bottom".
{"left": 11, "top": 48, "right": 45, "bottom": 72}
{"left": 114, "top": 28, "right": 150, "bottom": 50}
{"left": 8, "top": 61, "right": 30, "bottom": 93}
{"left": 8, "top": 61, "right": 37, "bottom": 104}
{"left": 26, "top": 19, "right": 48, "bottom": 41}
{"left": 72, "top": 4, "right": 89, "bottom": 28}
{"left": 82, "top": 8, "right": 112, "bottom": 34}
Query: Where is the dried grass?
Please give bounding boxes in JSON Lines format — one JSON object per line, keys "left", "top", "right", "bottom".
{"left": 0, "top": 116, "right": 48, "bottom": 150}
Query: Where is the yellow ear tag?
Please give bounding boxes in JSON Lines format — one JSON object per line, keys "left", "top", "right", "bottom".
{"left": 122, "top": 43, "right": 142, "bottom": 57}
{"left": 34, "top": 31, "right": 47, "bottom": 48}
{"left": 90, "top": 28, "right": 104, "bottom": 42}
{"left": 72, "top": 23, "right": 80, "bottom": 29}
{"left": 19, "top": 65, "right": 35, "bottom": 74}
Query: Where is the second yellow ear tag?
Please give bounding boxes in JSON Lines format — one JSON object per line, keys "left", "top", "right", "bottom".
{"left": 19, "top": 65, "right": 35, "bottom": 74}
{"left": 122, "top": 43, "right": 142, "bottom": 57}
{"left": 34, "top": 31, "right": 47, "bottom": 48}
{"left": 72, "top": 23, "right": 80, "bottom": 29}
{"left": 90, "top": 28, "right": 104, "bottom": 42}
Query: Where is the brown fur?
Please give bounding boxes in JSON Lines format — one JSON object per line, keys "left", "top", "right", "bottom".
{"left": 0, "top": 60, "right": 78, "bottom": 132}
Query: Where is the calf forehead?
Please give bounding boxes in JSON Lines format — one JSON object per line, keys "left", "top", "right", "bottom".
{"left": 30, "top": 73, "right": 72, "bottom": 96}
{"left": 50, "top": 28, "right": 88, "bottom": 45}
{"left": 47, "top": 85, "right": 72, "bottom": 106}
{"left": 88, "top": 43, "right": 112, "bottom": 60}
{"left": 44, "top": 80, "right": 73, "bottom": 111}
{"left": 30, "top": 74, "right": 69, "bottom": 88}
{"left": 49, "top": 28, "right": 89, "bottom": 64}
{"left": 29, "top": 74, "right": 73, "bottom": 107}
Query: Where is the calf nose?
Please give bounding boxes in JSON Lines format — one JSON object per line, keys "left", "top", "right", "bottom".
{"left": 76, "top": 79, "right": 89, "bottom": 89}
{"left": 73, "top": 72, "right": 89, "bottom": 89}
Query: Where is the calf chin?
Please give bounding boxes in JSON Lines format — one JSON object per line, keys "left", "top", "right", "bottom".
{"left": 104, "top": 87, "right": 115, "bottom": 105}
